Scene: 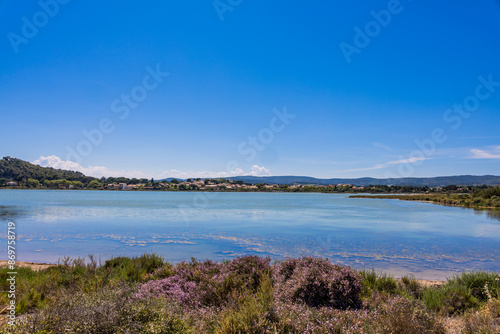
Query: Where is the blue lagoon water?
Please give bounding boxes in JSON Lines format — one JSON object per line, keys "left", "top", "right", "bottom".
{"left": 1, "top": 190, "right": 499, "bottom": 279}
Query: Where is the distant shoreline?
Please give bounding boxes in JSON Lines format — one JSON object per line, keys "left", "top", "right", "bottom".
{"left": 350, "top": 193, "right": 500, "bottom": 210}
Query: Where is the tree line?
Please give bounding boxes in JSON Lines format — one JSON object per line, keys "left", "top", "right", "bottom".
{"left": 1, "top": 157, "right": 499, "bottom": 195}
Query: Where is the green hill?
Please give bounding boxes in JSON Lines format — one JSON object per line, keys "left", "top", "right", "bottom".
{"left": 2, "top": 156, "right": 500, "bottom": 188}
{"left": 0, "top": 156, "right": 95, "bottom": 185}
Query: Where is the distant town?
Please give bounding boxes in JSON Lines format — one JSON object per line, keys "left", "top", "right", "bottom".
{"left": 1, "top": 175, "right": 365, "bottom": 192}
{"left": 0, "top": 157, "right": 493, "bottom": 195}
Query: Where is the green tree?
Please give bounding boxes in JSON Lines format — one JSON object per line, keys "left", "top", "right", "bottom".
{"left": 71, "top": 181, "right": 83, "bottom": 189}
{"left": 26, "top": 178, "right": 40, "bottom": 188}
{"left": 116, "top": 177, "right": 129, "bottom": 184}
{"left": 88, "top": 180, "right": 101, "bottom": 189}
{"left": 256, "top": 183, "right": 267, "bottom": 190}
{"left": 106, "top": 177, "right": 117, "bottom": 184}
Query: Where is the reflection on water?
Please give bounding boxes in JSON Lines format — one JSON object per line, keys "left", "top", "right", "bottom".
{"left": 0, "top": 205, "right": 28, "bottom": 221}
{"left": 484, "top": 209, "right": 500, "bottom": 222}
{"left": 0, "top": 190, "right": 499, "bottom": 280}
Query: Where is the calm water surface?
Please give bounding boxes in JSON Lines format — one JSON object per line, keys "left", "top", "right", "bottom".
{"left": 1, "top": 190, "right": 499, "bottom": 279}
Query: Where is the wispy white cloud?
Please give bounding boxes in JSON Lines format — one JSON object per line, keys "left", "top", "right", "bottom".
{"left": 281, "top": 157, "right": 360, "bottom": 166}
{"left": 33, "top": 155, "right": 272, "bottom": 180}
{"left": 372, "top": 142, "right": 393, "bottom": 151}
{"left": 248, "top": 165, "right": 271, "bottom": 176}
{"left": 32, "top": 155, "right": 151, "bottom": 178}
{"left": 470, "top": 146, "right": 500, "bottom": 159}
{"left": 336, "top": 157, "right": 430, "bottom": 173}
{"left": 459, "top": 136, "right": 500, "bottom": 140}
{"left": 158, "top": 164, "right": 271, "bottom": 179}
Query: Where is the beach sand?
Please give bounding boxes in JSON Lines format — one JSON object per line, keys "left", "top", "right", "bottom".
{"left": 0, "top": 260, "right": 55, "bottom": 271}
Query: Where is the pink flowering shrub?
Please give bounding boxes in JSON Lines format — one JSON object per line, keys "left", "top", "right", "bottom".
{"left": 136, "top": 259, "right": 221, "bottom": 307}
{"left": 9, "top": 254, "right": 468, "bottom": 333}
{"left": 136, "top": 256, "right": 271, "bottom": 308}
{"left": 224, "top": 255, "right": 271, "bottom": 291}
{"left": 135, "top": 274, "right": 200, "bottom": 307}
{"left": 274, "top": 257, "right": 362, "bottom": 310}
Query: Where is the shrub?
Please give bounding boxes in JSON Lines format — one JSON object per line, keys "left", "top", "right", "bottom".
{"left": 136, "top": 273, "right": 199, "bottom": 307}
{"left": 399, "top": 275, "right": 422, "bottom": 299}
{"left": 441, "top": 289, "right": 479, "bottom": 315}
{"left": 17, "top": 285, "right": 132, "bottom": 333}
{"left": 447, "top": 271, "right": 500, "bottom": 302}
{"left": 0, "top": 258, "right": 107, "bottom": 314}
{"left": 360, "top": 269, "right": 398, "bottom": 296}
{"left": 151, "top": 262, "right": 176, "bottom": 280}
{"left": 223, "top": 255, "right": 271, "bottom": 293}
{"left": 463, "top": 299, "right": 500, "bottom": 334}
{"left": 15, "top": 285, "right": 192, "bottom": 334}
{"left": 7, "top": 254, "right": 500, "bottom": 333}
{"left": 136, "top": 256, "right": 272, "bottom": 308}
{"left": 214, "top": 276, "right": 277, "bottom": 334}
{"left": 104, "top": 253, "right": 164, "bottom": 282}
{"left": 481, "top": 186, "right": 500, "bottom": 199}
{"left": 274, "top": 301, "right": 373, "bottom": 334}
{"left": 422, "top": 285, "right": 480, "bottom": 315}
{"left": 421, "top": 271, "right": 499, "bottom": 315}
{"left": 375, "top": 296, "right": 445, "bottom": 334}
{"left": 274, "top": 257, "right": 362, "bottom": 310}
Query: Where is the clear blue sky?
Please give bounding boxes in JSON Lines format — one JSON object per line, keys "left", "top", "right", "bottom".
{"left": 1, "top": 0, "right": 499, "bottom": 179}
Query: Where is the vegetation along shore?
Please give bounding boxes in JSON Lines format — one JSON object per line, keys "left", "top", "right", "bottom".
{"left": 0, "top": 254, "right": 498, "bottom": 333}
{"left": 350, "top": 185, "right": 500, "bottom": 210}
{"left": 2, "top": 157, "right": 500, "bottom": 198}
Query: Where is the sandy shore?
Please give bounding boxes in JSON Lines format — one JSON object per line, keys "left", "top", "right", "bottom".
{"left": 0, "top": 260, "right": 56, "bottom": 271}
{"left": 408, "top": 279, "right": 444, "bottom": 287}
